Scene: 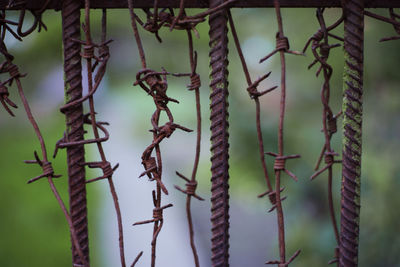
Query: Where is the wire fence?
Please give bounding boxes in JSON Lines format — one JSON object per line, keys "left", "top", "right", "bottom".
{"left": 0, "top": 1, "right": 399, "bottom": 266}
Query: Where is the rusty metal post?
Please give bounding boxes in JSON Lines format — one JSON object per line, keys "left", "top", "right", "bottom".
{"left": 340, "top": 0, "right": 364, "bottom": 266}
{"left": 208, "top": 0, "right": 230, "bottom": 266}
{"left": 61, "top": 0, "right": 90, "bottom": 265}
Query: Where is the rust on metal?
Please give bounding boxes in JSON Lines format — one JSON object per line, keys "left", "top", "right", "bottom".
{"left": 208, "top": 0, "right": 231, "bottom": 266}
{"left": 365, "top": 8, "right": 400, "bottom": 42}
{"left": 0, "top": 6, "right": 88, "bottom": 266}
{"left": 61, "top": 0, "right": 90, "bottom": 265}
{"left": 172, "top": 3, "right": 206, "bottom": 266}
{"left": 340, "top": 0, "right": 364, "bottom": 266}
{"left": 259, "top": 0, "right": 302, "bottom": 265}
{"left": 1, "top": 0, "right": 395, "bottom": 266}
{"left": 59, "top": 3, "right": 128, "bottom": 267}
{"left": 2, "top": 0, "right": 400, "bottom": 9}
{"left": 304, "top": 8, "right": 343, "bottom": 265}
{"left": 227, "top": 10, "right": 276, "bottom": 207}
{"left": 127, "top": 1, "right": 198, "bottom": 266}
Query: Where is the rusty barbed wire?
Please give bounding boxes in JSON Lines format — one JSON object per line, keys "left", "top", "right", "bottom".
{"left": 136, "top": 1, "right": 208, "bottom": 266}
{"left": 257, "top": 0, "right": 303, "bottom": 266}
{"left": 0, "top": 10, "right": 20, "bottom": 116}
{"left": 174, "top": 5, "right": 205, "bottom": 267}
{"left": 303, "top": 8, "right": 344, "bottom": 265}
{"left": 55, "top": 3, "right": 130, "bottom": 267}
{"left": 127, "top": 1, "right": 200, "bottom": 266}
{"left": 132, "top": 0, "right": 236, "bottom": 42}
{"left": 364, "top": 8, "right": 400, "bottom": 42}
{"left": 227, "top": 9, "right": 279, "bottom": 214}
{"left": 16, "top": 0, "right": 49, "bottom": 36}
{"left": 0, "top": 7, "right": 89, "bottom": 267}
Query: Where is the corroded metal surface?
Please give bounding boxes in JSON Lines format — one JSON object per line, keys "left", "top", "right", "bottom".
{"left": 340, "top": 0, "right": 364, "bottom": 266}
{"left": 3, "top": 1, "right": 397, "bottom": 266}
{"left": 61, "top": 0, "right": 89, "bottom": 265}
{"left": 208, "top": 0, "right": 230, "bottom": 266}
{"left": 304, "top": 8, "right": 343, "bottom": 265}
{"left": 2, "top": 0, "right": 400, "bottom": 9}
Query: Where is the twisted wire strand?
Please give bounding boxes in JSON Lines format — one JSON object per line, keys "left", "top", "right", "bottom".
{"left": 128, "top": 2, "right": 192, "bottom": 265}
{"left": 81, "top": 4, "right": 127, "bottom": 267}
{"left": 258, "top": 1, "right": 302, "bottom": 265}
{"left": 209, "top": 0, "right": 230, "bottom": 266}
{"left": 174, "top": 27, "right": 204, "bottom": 267}
{"left": 304, "top": 9, "right": 344, "bottom": 265}
{"left": 340, "top": 0, "right": 364, "bottom": 266}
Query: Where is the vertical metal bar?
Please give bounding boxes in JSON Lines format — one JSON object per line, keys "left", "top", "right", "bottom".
{"left": 340, "top": 0, "right": 364, "bottom": 266}
{"left": 208, "top": 0, "right": 230, "bottom": 266}
{"left": 61, "top": 0, "right": 90, "bottom": 265}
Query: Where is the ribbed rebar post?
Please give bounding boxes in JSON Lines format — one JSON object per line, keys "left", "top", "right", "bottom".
{"left": 208, "top": 1, "right": 230, "bottom": 266}
{"left": 340, "top": 0, "right": 364, "bottom": 266}
{"left": 61, "top": 0, "right": 89, "bottom": 265}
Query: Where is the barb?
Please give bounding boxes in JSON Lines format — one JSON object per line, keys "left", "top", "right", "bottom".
{"left": 0, "top": 10, "right": 21, "bottom": 41}
{"left": 0, "top": 81, "right": 18, "bottom": 116}
{"left": 259, "top": 0, "right": 302, "bottom": 265}
{"left": 130, "top": 251, "right": 144, "bottom": 267}
{"left": 304, "top": 8, "right": 344, "bottom": 265}
{"left": 339, "top": 0, "right": 364, "bottom": 266}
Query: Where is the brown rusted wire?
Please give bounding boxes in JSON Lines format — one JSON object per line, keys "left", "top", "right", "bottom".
{"left": 16, "top": 0, "right": 50, "bottom": 37}
{"left": 131, "top": 251, "right": 144, "bottom": 267}
{"left": 258, "top": 1, "right": 302, "bottom": 265}
{"left": 0, "top": 3, "right": 380, "bottom": 267}
{"left": 59, "top": 4, "right": 127, "bottom": 267}
{"left": 138, "top": 2, "right": 207, "bottom": 266}
{"left": 0, "top": 19, "right": 88, "bottom": 267}
{"left": 134, "top": 0, "right": 237, "bottom": 42}
{"left": 227, "top": 10, "right": 278, "bottom": 212}
{"left": 0, "top": 10, "right": 21, "bottom": 41}
{"left": 174, "top": 25, "right": 205, "bottom": 267}
{"left": 0, "top": 11, "right": 19, "bottom": 116}
{"left": 304, "top": 8, "right": 343, "bottom": 265}
{"left": 364, "top": 8, "right": 400, "bottom": 42}
{"left": 56, "top": 4, "right": 128, "bottom": 266}
{"left": 127, "top": 4, "right": 164, "bottom": 263}
{"left": 128, "top": 1, "right": 198, "bottom": 266}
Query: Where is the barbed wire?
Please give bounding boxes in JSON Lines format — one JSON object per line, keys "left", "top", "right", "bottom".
{"left": 128, "top": 1, "right": 192, "bottom": 266}
{"left": 260, "top": 1, "right": 303, "bottom": 266}
{"left": 0, "top": 2, "right": 384, "bottom": 266}
{"left": 304, "top": 8, "right": 344, "bottom": 265}
{"left": 365, "top": 8, "right": 400, "bottom": 41}
{"left": 0, "top": 5, "right": 89, "bottom": 267}
{"left": 52, "top": 3, "right": 131, "bottom": 267}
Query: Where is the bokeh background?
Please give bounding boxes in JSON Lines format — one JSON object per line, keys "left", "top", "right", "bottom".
{"left": 0, "top": 7, "right": 399, "bottom": 267}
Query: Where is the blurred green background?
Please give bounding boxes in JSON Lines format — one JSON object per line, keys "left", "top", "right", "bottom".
{"left": 0, "top": 7, "right": 399, "bottom": 267}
